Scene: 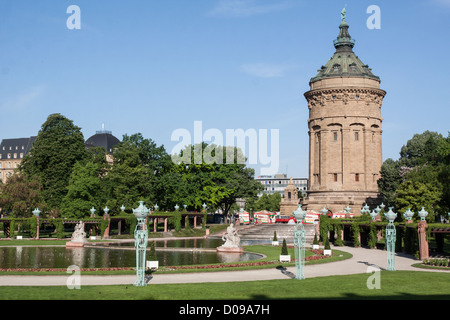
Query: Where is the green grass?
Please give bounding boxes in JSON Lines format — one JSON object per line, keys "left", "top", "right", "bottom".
{"left": 1, "top": 271, "right": 449, "bottom": 300}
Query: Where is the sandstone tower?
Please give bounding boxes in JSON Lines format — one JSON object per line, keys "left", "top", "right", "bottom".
{"left": 302, "top": 10, "right": 386, "bottom": 214}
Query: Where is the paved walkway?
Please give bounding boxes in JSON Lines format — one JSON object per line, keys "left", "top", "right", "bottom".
{"left": 0, "top": 245, "right": 446, "bottom": 287}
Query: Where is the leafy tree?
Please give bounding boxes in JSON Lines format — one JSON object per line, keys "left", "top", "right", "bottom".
{"left": 61, "top": 160, "right": 107, "bottom": 219}
{"left": 394, "top": 180, "right": 441, "bottom": 222}
{"left": 377, "top": 158, "right": 402, "bottom": 208}
{"left": 0, "top": 174, "right": 46, "bottom": 217}
{"left": 20, "top": 114, "right": 88, "bottom": 211}
{"left": 173, "top": 143, "right": 263, "bottom": 216}
{"left": 399, "top": 131, "right": 443, "bottom": 167}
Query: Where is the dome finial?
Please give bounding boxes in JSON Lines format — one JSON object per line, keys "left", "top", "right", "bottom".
{"left": 341, "top": 6, "right": 346, "bottom": 22}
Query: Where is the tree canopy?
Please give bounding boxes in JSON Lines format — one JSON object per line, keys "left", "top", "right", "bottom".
{"left": 378, "top": 130, "right": 449, "bottom": 222}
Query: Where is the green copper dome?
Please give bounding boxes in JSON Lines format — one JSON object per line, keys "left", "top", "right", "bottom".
{"left": 310, "top": 10, "right": 380, "bottom": 83}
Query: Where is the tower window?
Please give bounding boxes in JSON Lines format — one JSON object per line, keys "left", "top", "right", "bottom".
{"left": 355, "top": 173, "right": 360, "bottom": 182}
{"left": 333, "top": 131, "right": 338, "bottom": 141}
{"left": 333, "top": 173, "right": 338, "bottom": 182}
{"left": 354, "top": 131, "right": 359, "bottom": 141}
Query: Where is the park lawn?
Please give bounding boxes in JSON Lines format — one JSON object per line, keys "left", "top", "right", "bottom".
{"left": 1, "top": 271, "right": 449, "bottom": 300}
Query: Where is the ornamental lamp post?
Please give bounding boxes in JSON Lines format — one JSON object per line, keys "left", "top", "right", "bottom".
{"left": 90, "top": 207, "right": 96, "bottom": 217}
{"left": 369, "top": 210, "right": 378, "bottom": 221}
{"left": 384, "top": 208, "right": 397, "bottom": 271}
{"left": 32, "top": 208, "right": 41, "bottom": 239}
{"left": 120, "top": 204, "right": 126, "bottom": 213}
{"left": 293, "top": 205, "right": 307, "bottom": 280}
{"left": 103, "top": 206, "right": 110, "bottom": 215}
{"left": 133, "top": 201, "right": 150, "bottom": 286}
{"left": 418, "top": 207, "right": 428, "bottom": 221}
{"left": 344, "top": 205, "right": 351, "bottom": 216}
{"left": 174, "top": 204, "right": 180, "bottom": 211}
{"left": 403, "top": 208, "right": 414, "bottom": 223}
{"left": 320, "top": 206, "right": 328, "bottom": 216}
{"left": 154, "top": 204, "right": 159, "bottom": 212}
{"left": 202, "top": 203, "right": 207, "bottom": 212}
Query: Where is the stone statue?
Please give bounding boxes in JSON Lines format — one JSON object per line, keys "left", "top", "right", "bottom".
{"left": 221, "top": 223, "right": 240, "bottom": 248}
{"left": 217, "top": 223, "right": 243, "bottom": 252}
{"left": 341, "top": 7, "right": 346, "bottom": 21}
{"left": 66, "top": 221, "right": 87, "bottom": 247}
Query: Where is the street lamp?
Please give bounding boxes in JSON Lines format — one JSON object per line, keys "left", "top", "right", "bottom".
{"left": 132, "top": 201, "right": 150, "bottom": 286}
{"left": 103, "top": 206, "right": 110, "bottom": 215}
{"left": 293, "top": 205, "right": 307, "bottom": 280}
{"left": 90, "top": 207, "right": 96, "bottom": 217}
{"left": 174, "top": 204, "right": 180, "bottom": 211}
{"left": 154, "top": 204, "right": 159, "bottom": 212}
{"left": 120, "top": 204, "right": 126, "bottom": 213}
{"left": 202, "top": 203, "right": 207, "bottom": 212}
{"left": 369, "top": 209, "right": 378, "bottom": 221}
{"left": 384, "top": 208, "right": 397, "bottom": 271}
{"left": 320, "top": 206, "right": 328, "bottom": 216}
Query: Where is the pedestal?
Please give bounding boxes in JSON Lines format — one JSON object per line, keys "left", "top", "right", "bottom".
{"left": 216, "top": 246, "right": 244, "bottom": 253}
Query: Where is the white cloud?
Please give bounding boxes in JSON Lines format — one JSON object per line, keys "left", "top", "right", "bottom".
{"left": 1, "top": 85, "right": 46, "bottom": 110}
{"left": 208, "top": 0, "right": 298, "bottom": 17}
{"left": 241, "top": 63, "right": 294, "bottom": 78}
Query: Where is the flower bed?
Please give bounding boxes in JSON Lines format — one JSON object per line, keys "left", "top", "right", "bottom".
{"left": 0, "top": 267, "right": 135, "bottom": 272}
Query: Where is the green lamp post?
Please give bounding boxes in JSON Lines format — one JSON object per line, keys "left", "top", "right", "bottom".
{"left": 384, "top": 208, "right": 397, "bottom": 271}
{"left": 133, "top": 201, "right": 150, "bottom": 286}
{"left": 293, "top": 205, "right": 307, "bottom": 280}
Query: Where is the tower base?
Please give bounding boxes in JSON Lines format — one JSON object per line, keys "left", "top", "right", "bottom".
{"left": 302, "top": 190, "right": 382, "bottom": 214}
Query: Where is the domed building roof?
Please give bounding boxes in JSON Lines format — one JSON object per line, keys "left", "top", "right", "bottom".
{"left": 310, "top": 9, "right": 380, "bottom": 83}
{"left": 85, "top": 126, "right": 120, "bottom": 154}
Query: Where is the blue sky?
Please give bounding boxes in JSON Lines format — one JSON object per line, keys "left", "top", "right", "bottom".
{"left": 0, "top": 0, "right": 449, "bottom": 178}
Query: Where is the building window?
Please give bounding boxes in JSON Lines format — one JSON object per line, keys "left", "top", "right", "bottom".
{"left": 20, "top": 153, "right": 23, "bottom": 158}
{"left": 13, "top": 153, "right": 17, "bottom": 159}
{"left": 355, "top": 173, "right": 360, "bottom": 182}
{"left": 7, "top": 153, "right": 11, "bottom": 159}
{"left": 333, "top": 132, "right": 338, "bottom": 141}
{"left": 333, "top": 173, "right": 338, "bottom": 182}
{"left": 354, "top": 131, "right": 359, "bottom": 141}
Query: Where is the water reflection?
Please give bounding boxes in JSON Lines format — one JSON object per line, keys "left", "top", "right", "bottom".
{"left": 0, "top": 242, "right": 263, "bottom": 269}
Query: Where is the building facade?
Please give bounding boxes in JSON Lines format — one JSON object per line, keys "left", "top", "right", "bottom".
{"left": 256, "top": 174, "right": 308, "bottom": 197}
{"left": 302, "top": 11, "right": 386, "bottom": 213}
{"left": 0, "top": 136, "right": 37, "bottom": 184}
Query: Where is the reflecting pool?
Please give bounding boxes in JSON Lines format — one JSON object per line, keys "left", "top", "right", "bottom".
{"left": 0, "top": 240, "right": 263, "bottom": 269}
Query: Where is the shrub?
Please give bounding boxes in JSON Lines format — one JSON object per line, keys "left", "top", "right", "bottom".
{"left": 148, "top": 241, "right": 157, "bottom": 261}
{"left": 273, "top": 231, "right": 278, "bottom": 241}
{"left": 281, "top": 239, "right": 288, "bottom": 255}
{"left": 313, "top": 234, "right": 318, "bottom": 245}
{"left": 324, "top": 237, "right": 331, "bottom": 250}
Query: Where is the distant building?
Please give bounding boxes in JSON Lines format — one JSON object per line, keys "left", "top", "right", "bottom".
{"left": 85, "top": 126, "right": 121, "bottom": 164}
{"left": 0, "top": 136, "right": 36, "bottom": 184}
{"left": 256, "top": 174, "right": 308, "bottom": 197}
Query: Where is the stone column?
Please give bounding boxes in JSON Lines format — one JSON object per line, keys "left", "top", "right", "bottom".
{"left": 164, "top": 218, "right": 168, "bottom": 232}
{"left": 103, "top": 214, "right": 110, "bottom": 239}
{"left": 418, "top": 220, "right": 429, "bottom": 260}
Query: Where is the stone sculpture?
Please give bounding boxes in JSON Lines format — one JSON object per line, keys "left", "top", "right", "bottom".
{"left": 216, "top": 223, "right": 243, "bottom": 252}
{"left": 66, "top": 221, "right": 87, "bottom": 247}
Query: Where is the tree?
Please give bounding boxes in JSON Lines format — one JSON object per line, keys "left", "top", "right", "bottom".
{"left": 20, "top": 114, "right": 88, "bottom": 211}
{"left": 399, "top": 131, "right": 443, "bottom": 167}
{"left": 378, "top": 158, "right": 402, "bottom": 208}
{"left": 61, "top": 161, "right": 107, "bottom": 219}
{"left": 173, "top": 143, "right": 263, "bottom": 215}
{"left": 0, "top": 174, "right": 46, "bottom": 217}
{"left": 394, "top": 180, "right": 441, "bottom": 222}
